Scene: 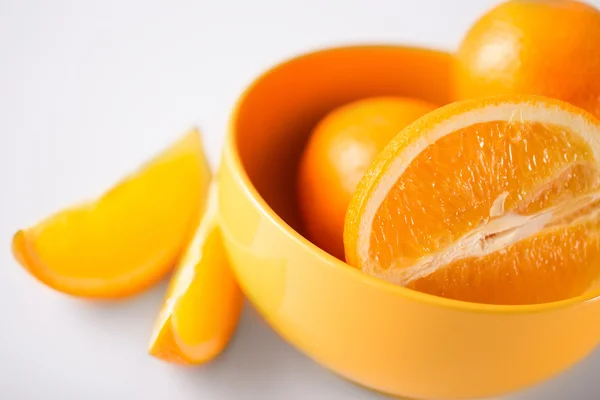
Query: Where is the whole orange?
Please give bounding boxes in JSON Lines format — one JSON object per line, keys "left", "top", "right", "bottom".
{"left": 297, "top": 96, "right": 437, "bottom": 260}
{"left": 454, "top": 0, "right": 600, "bottom": 118}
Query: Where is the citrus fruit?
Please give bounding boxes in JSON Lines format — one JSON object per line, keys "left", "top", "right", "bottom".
{"left": 344, "top": 95, "right": 600, "bottom": 305}
{"left": 149, "top": 182, "right": 243, "bottom": 365}
{"left": 454, "top": 0, "right": 600, "bottom": 118}
{"left": 12, "top": 129, "right": 211, "bottom": 298}
{"left": 297, "top": 96, "right": 437, "bottom": 260}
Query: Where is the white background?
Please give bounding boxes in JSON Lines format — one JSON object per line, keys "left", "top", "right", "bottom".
{"left": 1, "top": 1, "right": 600, "bottom": 399}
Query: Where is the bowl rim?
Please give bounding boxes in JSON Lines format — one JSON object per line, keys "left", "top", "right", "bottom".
{"left": 224, "top": 43, "right": 600, "bottom": 315}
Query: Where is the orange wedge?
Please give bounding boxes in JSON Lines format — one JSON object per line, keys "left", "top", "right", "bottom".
{"left": 344, "top": 95, "right": 600, "bottom": 305}
{"left": 12, "top": 129, "right": 211, "bottom": 298}
{"left": 149, "top": 182, "right": 243, "bottom": 365}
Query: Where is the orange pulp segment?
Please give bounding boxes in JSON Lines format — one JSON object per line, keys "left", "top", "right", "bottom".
{"left": 149, "top": 182, "right": 243, "bottom": 364}
{"left": 12, "top": 129, "right": 211, "bottom": 298}
{"left": 344, "top": 95, "right": 600, "bottom": 305}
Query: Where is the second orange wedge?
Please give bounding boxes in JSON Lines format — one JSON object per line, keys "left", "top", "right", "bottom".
{"left": 149, "top": 182, "right": 243, "bottom": 365}
{"left": 12, "top": 129, "right": 210, "bottom": 298}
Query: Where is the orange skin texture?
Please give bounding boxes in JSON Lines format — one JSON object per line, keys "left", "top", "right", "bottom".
{"left": 454, "top": 0, "right": 600, "bottom": 118}
{"left": 297, "top": 97, "right": 437, "bottom": 260}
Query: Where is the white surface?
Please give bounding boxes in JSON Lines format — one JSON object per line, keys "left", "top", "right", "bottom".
{"left": 1, "top": 0, "right": 599, "bottom": 399}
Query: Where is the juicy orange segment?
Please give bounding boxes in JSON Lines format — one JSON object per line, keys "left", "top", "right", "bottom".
{"left": 149, "top": 182, "right": 243, "bottom": 365}
{"left": 12, "top": 129, "right": 211, "bottom": 298}
{"left": 344, "top": 96, "right": 600, "bottom": 305}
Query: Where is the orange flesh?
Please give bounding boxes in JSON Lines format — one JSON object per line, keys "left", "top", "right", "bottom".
{"left": 369, "top": 121, "right": 600, "bottom": 304}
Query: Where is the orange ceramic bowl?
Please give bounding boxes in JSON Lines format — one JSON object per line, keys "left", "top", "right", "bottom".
{"left": 217, "top": 45, "right": 600, "bottom": 400}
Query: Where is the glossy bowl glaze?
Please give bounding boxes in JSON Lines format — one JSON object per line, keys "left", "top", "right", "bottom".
{"left": 217, "top": 45, "right": 600, "bottom": 400}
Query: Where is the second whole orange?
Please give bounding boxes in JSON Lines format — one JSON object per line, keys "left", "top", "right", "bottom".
{"left": 297, "top": 96, "right": 437, "bottom": 260}
{"left": 454, "top": 0, "right": 600, "bottom": 118}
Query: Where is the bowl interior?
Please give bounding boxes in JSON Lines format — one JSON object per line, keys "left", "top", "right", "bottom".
{"left": 232, "top": 45, "right": 452, "bottom": 237}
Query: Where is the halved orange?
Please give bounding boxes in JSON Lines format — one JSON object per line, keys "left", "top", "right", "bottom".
{"left": 12, "top": 129, "right": 211, "bottom": 298}
{"left": 344, "top": 95, "right": 600, "bottom": 305}
{"left": 149, "top": 182, "right": 243, "bottom": 365}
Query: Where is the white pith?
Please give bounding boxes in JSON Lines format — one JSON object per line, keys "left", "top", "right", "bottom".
{"left": 357, "top": 101, "right": 600, "bottom": 284}
{"left": 149, "top": 181, "right": 219, "bottom": 345}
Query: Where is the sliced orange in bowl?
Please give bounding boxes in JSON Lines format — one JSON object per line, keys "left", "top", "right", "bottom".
{"left": 344, "top": 95, "right": 600, "bottom": 305}
{"left": 149, "top": 182, "right": 243, "bottom": 365}
{"left": 12, "top": 129, "right": 211, "bottom": 298}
